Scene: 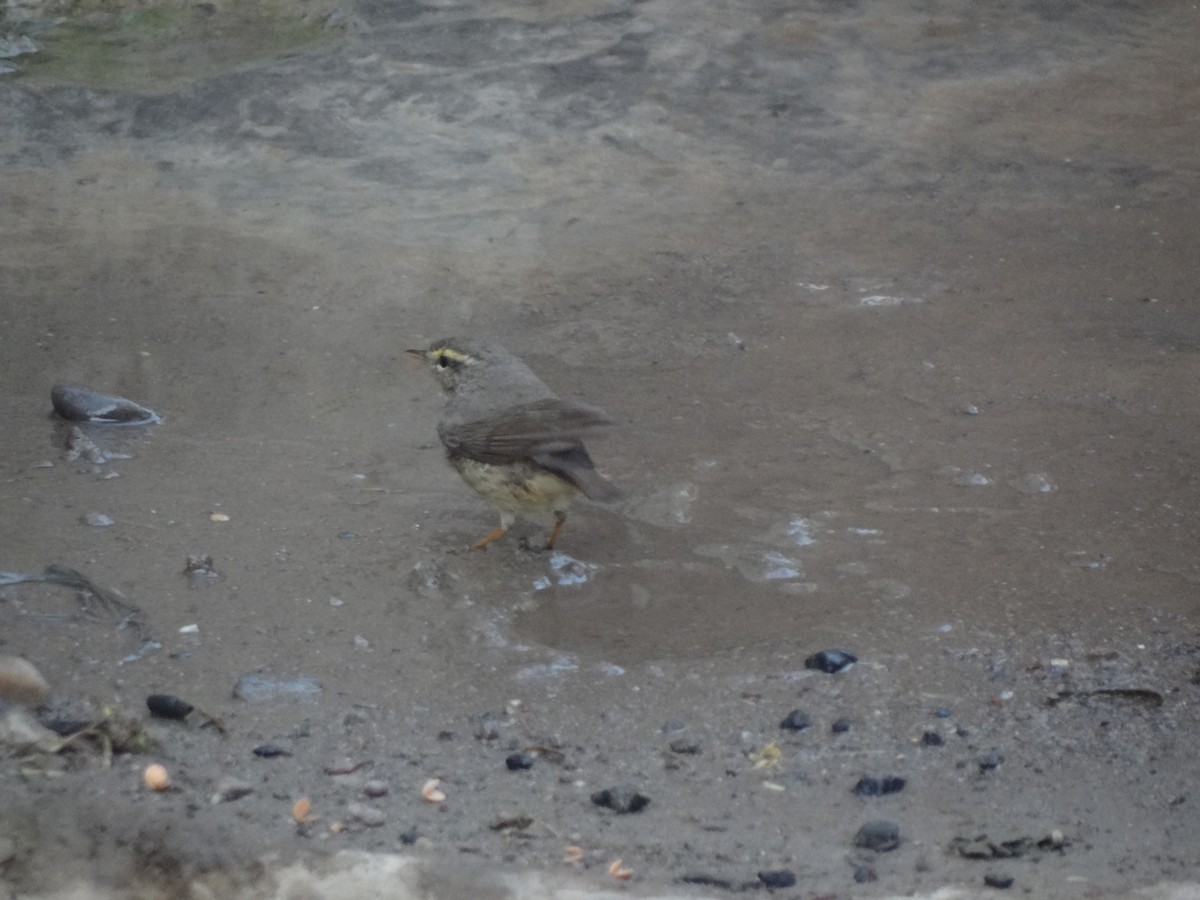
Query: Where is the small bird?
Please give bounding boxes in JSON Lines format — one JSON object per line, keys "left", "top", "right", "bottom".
{"left": 408, "top": 337, "right": 619, "bottom": 550}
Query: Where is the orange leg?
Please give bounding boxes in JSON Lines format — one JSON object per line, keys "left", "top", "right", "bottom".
{"left": 472, "top": 526, "right": 508, "bottom": 551}
{"left": 545, "top": 511, "right": 567, "bottom": 550}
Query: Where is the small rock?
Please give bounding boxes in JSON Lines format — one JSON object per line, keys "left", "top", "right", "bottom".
{"left": 146, "top": 694, "right": 193, "bottom": 721}
{"left": 363, "top": 779, "right": 389, "bottom": 798}
{"left": 757, "top": 869, "right": 796, "bottom": 889}
{"left": 852, "top": 776, "right": 906, "bottom": 797}
{"left": 346, "top": 802, "right": 385, "bottom": 827}
{"left": 83, "top": 512, "right": 114, "bottom": 527}
{"left": 984, "top": 873, "right": 1014, "bottom": 889}
{"left": 779, "top": 709, "right": 811, "bottom": 731}
{"left": 668, "top": 738, "right": 701, "bottom": 755}
{"left": 212, "top": 777, "right": 254, "bottom": 803}
{"left": 591, "top": 785, "right": 650, "bottom": 814}
{"left": 804, "top": 649, "right": 857, "bottom": 673}
{"left": 853, "top": 820, "right": 900, "bottom": 852}
{"left": 933, "top": 707, "right": 953, "bottom": 718}
{"left": 978, "top": 749, "right": 1005, "bottom": 771}
{"left": 399, "top": 827, "right": 419, "bottom": 845}
{"left": 232, "top": 674, "right": 321, "bottom": 701}
{"left": 252, "top": 743, "right": 292, "bottom": 758}
{"left": 506, "top": 752, "right": 535, "bottom": 771}
{"left": 920, "top": 731, "right": 944, "bottom": 747}
{"left": 831, "top": 717, "right": 851, "bottom": 734}
{"left": 408, "top": 559, "right": 449, "bottom": 593}
{"left": 0, "top": 656, "right": 50, "bottom": 709}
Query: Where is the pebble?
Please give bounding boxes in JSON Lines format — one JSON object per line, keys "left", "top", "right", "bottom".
{"left": 252, "top": 743, "right": 292, "bottom": 758}
{"left": 83, "top": 512, "right": 114, "bottom": 527}
{"left": 232, "top": 673, "right": 321, "bottom": 701}
{"left": 211, "top": 777, "right": 254, "bottom": 803}
{"left": 804, "top": 649, "right": 857, "bottom": 673}
{"left": 506, "top": 752, "right": 535, "bottom": 771}
{"left": 853, "top": 820, "right": 900, "bottom": 852}
{"left": 668, "top": 738, "right": 701, "bottom": 755}
{"left": 363, "top": 779, "right": 389, "bottom": 798}
{"left": 757, "top": 869, "right": 796, "bottom": 889}
{"left": 146, "top": 694, "right": 193, "bottom": 721}
{"left": 591, "top": 785, "right": 650, "bottom": 814}
{"left": 779, "top": 709, "right": 812, "bottom": 731}
{"left": 978, "top": 749, "right": 1005, "bottom": 771}
{"left": 831, "top": 717, "right": 851, "bottom": 734}
{"left": 920, "top": 731, "right": 944, "bottom": 747}
{"left": 852, "top": 776, "right": 906, "bottom": 797}
{"left": 984, "top": 873, "right": 1014, "bottom": 889}
{"left": 0, "top": 656, "right": 50, "bottom": 709}
{"left": 346, "top": 802, "right": 385, "bottom": 827}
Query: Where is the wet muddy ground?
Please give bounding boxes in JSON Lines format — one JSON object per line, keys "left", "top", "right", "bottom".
{"left": 1, "top": 1, "right": 1198, "bottom": 897}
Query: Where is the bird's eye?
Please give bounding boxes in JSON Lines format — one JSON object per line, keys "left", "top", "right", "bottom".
{"left": 436, "top": 354, "right": 450, "bottom": 369}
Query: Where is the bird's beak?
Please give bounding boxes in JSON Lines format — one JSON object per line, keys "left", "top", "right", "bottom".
{"left": 405, "top": 348, "right": 427, "bottom": 360}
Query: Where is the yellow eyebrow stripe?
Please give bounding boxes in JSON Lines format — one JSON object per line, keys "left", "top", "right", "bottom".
{"left": 434, "top": 347, "right": 472, "bottom": 362}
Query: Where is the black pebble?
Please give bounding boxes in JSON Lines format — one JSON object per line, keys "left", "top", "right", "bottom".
{"left": 779, "top": 709, "right": 812, "bottom": 731}
{"left": 505, "top": 752, "right": 535, "bottom": 771}
{"left": 831, "top": 717, "right": 851, "bottom": 734}
{"left": 853, "top": 820, "right": 900, "bottom": 852}
{"left": 757, "top": 869, "right": 796, "bottom": 889}
{"left": 399, "top": 827, "right": 419, "bottom": 845}
{"left": 978, "top": 749, "right": 1005, "bottom": 771}
{"left": 804, "top": 649, "right": 857, "bottom": 673}
{"left": 853, "top": 776, "right": 906, "bottom": 796}
{"left": 669, "top": 738, "right": 702, "bottom": 755}
{"left": 252, "top": 743, "right": 293, "bottom": 758}
{"left": 591, "top": 785, "right": 650, "bottom": 814}
{"left": 984, "top": 873, "right": 1014, "bottom": 889}
{"left": 146, "top": 694, "right": 194, "bottom": 721}
{"left": 921, "top": 731, "right": 945, "bottom": 747}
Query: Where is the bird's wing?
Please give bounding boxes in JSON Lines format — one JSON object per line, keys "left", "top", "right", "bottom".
{"left": 438, "top": 398, "right": 613, "bottom": 465}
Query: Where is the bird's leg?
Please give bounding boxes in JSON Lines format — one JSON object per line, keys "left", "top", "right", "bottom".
{"left": 472, "top": 512, "right": 515, "bottom": 551}
{"left": 545, "top": 510, "right": 567, "bottom": 551}
{"left": 471, "top": 527, "right": 508, "bottom": 550}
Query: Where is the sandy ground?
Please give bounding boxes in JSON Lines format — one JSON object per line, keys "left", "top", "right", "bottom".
{"left": 1, "top": 0, "right": 1199, "bottom": 897}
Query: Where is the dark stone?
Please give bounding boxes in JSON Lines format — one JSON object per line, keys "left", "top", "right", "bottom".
{"left": 933, "top": 706, "right": 953, "bottom": 718}
{"left": 853, "top": 776, "right": 906, "bottom": 796}
{"left": 779, "top": 709, "right": 812, "bottom": 731}
{"left": 399, "top": 827, "right": 419, "bottom": 845}
{"left": 853, "top": 820, "right": 900, "bottom": 852}
{"left": 757, "top": 869, "right": 796, "bottom": 889}
{"left": 505, "top": 752, "right": 535, "bottom": 771}
{"left": 146, "top": 694, "right": 194, "bottom": 721}
{"left": 978, "top": 749, "right": 1005, "bottom": 771}
{"left": 984, "top": 873, "right": 1014, "bottom": 889}
{"left": 804, "top": 649, "right": 858, "bottom": 673}
{"left": 252, "top": 743, "right": 293, "bottom": 758}
{"left": 920, "top": 731, "right": 944, "bottom": 746}
{"left": 591, "top": 785, "right": 650, "bottom": 814}
{"left": 668, "top": 738, "right": 702, "bottom": 754}
{"left": 831, "top": 716, "right": 851, "bottom": 733}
